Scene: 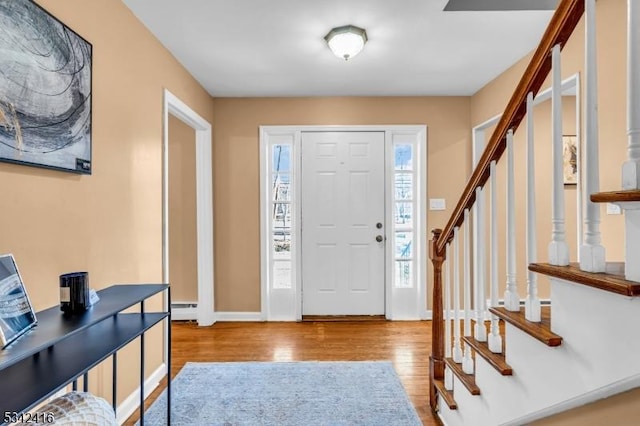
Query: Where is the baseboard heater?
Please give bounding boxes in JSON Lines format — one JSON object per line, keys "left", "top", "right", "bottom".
{"left": 171, "top": 302, "right": 198, "bottom": 321}
{"left": 171, "top": 303, "right": 198, "bottom": 309}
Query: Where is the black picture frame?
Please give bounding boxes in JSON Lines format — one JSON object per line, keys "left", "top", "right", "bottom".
{"left": 0, "top": 254, "right": 37, "bottom": 349}
{"left": 0, "top": 0, "right": 92, "bottom": 174}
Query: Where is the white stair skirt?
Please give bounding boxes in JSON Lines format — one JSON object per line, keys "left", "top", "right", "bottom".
{"left": 438, "top": 277, "right": 640, "bottom": 426}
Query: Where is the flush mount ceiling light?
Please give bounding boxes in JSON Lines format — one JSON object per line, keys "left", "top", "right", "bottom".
{"left": 324, "top": 25, "right": 368, "bottom": 61}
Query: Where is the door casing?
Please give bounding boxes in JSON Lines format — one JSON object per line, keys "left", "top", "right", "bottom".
{"left": 260, "top": 125, "right": 428, "bottom": 321}
{"left": 162, "top": 89, "right": 215, "bottom": 326}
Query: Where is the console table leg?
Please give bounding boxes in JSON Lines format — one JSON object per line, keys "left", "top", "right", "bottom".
{"left": 112, "top": 353, "right": 117, "bottom": 413}
{"left": 139, "top": 300, "right": 145, "bottom": 426}
{"left": 72, "top": 380, "right": 77, "bottom": 391}
{"left": 83, "top": 373, "right": 88, "bottom": 392}
{"left": 167, "top": 287, "right": 171, "bottom": 425}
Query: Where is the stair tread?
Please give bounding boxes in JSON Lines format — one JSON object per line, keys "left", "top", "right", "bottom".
{"left": 434, "top": 378, "right": 457, "bottom": 409}
{"left": 462, "top": 336, "right": 513, "bottom": 375}
{"left": 488, "top": 306, "right": 562, "bottom": 347}
{"left": 591, "top": 190, "right": 640, "bottom": 203}
{"left": 530, "top": 262, "right": 640, "bottom": 296}
{"left": 444, "top": 357, "right": 481, "bottom": 395}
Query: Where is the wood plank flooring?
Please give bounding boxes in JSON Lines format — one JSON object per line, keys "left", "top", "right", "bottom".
{"left": 124, "top": 320, "right": 438, "bottom": 425}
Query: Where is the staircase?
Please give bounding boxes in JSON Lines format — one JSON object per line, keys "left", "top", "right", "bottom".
{"left": 429, "top": 0, "right": 640, "bottom": 424}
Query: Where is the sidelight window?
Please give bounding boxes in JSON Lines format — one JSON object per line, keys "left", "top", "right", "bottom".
{"left": 271, "top": 144, "right": 293, "bottom": 289}
{"left": 393, "top": 143, "right": 416, "bottom": 288}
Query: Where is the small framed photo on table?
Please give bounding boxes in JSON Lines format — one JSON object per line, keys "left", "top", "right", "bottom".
{"left": 0, "top": 254, "right": 37, "bottom": 349}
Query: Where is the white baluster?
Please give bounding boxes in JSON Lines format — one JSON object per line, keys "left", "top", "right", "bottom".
{"left": 549, "top": 44, "right": 571, "bottom": 266}
{"left": 444, "top": 243, "right": 453, "bottom": 390}
{"left": 474, "top": 187, "right": 487, "bottom": 342}
{"left": 488, "top": 160, "right": 502, "bottom": 353}
{"left": 504, "top": 130, "right": 521, "bottom": 311}
{"left": 580, "top": 1, "right": 606, "bottom": 272}
{"left": 452, "top": 227, "right": 463, "bottom": 363}
{"left": 462, "top": 209, "right": 474, "bottom": 374}
{"left": 623, "top": 0, "right": 640, "bottom": 189}
{"left": 525, "top": 92, "right": 541, "bottom": 322}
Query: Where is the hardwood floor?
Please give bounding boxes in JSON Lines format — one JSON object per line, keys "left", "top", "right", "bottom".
{"left": 125, "top": 320, "right": 438, "bottom": 425}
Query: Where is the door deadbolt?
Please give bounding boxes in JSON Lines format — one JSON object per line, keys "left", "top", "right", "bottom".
{"left": 375, "top": 235, "right": 384, "bottom": 242}
{"left": 376, "top": 222, "right": 383, "bottom": 229}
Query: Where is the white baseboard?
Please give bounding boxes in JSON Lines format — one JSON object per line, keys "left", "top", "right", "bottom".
{"left": 116, "top": 363, "right": 166, "bottom": 425}
{"left": 215, "top": 312, "right": 263, "bottom": 322}
{"left": 501, "top": 372, "right": 640, "bottom": 426}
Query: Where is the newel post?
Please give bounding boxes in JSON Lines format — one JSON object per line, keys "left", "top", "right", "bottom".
{"left": 429, "top": 228, "right": 445, "bottom": 412}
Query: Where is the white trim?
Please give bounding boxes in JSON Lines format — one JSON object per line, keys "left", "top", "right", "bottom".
{"left": 500, "top": 372, "right": 640, "bottom": 426}
{"left": 171, "top": 306, "right": 198, "bottom": 321}
{"left": 260, "top": 125, "right": 427, "bottom": 321}
{"left": 215, "top": 312, "right": 264, "bottom": 322}
{"left": 163, "top": 89, "right": 215, "bottom": 327}
{"left": 116, "top": 363, "right": 166, "bottom": 425}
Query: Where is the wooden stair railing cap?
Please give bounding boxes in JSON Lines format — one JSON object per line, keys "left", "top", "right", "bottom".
{"left": 489, "top": 307, "right": 562, "bottom": 347}
{"left": 591, "top": 190, "right": 640, "bottom": 203}
{"left": 433, "top": 379, "right": 457, "bottom": 410}
{"left": 530, "top": 262, "right": 640, "bottom": 296}
{"left": 462, "top": 336, "right": 513, "bottom": 376}
{"left": 444, "top": 358, "right": 481, "bottom": 395}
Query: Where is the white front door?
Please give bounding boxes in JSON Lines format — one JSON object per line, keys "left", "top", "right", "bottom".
{"left": 301, "top": 131, "right": 385, "bottom": 315}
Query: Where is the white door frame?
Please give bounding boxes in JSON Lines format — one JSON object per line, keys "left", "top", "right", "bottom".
{"left": 259, "top": 125, "right": 427, "bottom": 321}
{"left": 162, "top": 89, "right": 215, "bottom": 326}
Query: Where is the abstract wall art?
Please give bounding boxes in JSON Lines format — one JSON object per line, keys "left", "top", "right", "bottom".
{"left": 0, "top": 0, "right": 92, "bottom": 174}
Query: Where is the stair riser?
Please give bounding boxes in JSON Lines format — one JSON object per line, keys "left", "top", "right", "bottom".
{"left": 626, "top": 209, "right": 640, "bottom": 282}
{"left": 551, "top": 278, "right": 640, "bottom": 385}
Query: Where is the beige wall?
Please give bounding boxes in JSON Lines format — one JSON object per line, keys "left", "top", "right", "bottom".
{"left": 211, "top": 97, "right": 472, "bottom": 311}
{"left": 469, "top": 0, "right": 627, "bottom": 299}
{"left": 0, "top": 0, "right": 213, "bottom": 405}
{"left": 532, "top": 387, "right": 640, "bottom": 425}
{"left": 168, "top": 115, "right": 198, "bottom": 302}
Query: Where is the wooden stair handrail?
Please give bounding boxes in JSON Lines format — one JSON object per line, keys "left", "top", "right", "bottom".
{"left": 430, "top": 0, "right": 585, "bottom": 413}
{"left": 435, "top": 0, "right": 584, "bottom": 257}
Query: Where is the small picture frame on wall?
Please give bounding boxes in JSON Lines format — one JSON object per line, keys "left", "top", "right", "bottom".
{"left": 0, "top": 0, "right": 92, "bottom": 174}
{"left": 563, "top": 135, "right": 578, "bottom": 186}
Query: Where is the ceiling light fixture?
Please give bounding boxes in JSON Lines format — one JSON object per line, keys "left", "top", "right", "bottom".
{"left": 324, "top": 25, "right": 368, "bottom": 61}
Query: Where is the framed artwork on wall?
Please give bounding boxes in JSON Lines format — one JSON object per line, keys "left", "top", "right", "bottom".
{"left": 0, "top": 0, "right": 92, "bottom": 174}
{"left": 563, "top": 135, "right": 578, "bottom": 186}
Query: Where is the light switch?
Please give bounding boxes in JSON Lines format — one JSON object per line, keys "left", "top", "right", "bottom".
{"left": 606, "top": 203, "right": 622, "bottom": 215}
{"left": 430, "top": 198, "right": 446, "bottom": 211}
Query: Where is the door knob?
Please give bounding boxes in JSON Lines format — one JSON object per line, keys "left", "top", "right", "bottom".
{"left": 375, "top": 235, "right": 383, "bottom": 242}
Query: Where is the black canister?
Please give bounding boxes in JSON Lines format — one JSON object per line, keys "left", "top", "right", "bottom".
{"left": 60, "top": 272, "right": 89, "bottom": 314}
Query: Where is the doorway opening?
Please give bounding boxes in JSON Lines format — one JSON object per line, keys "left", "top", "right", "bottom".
{"left": 162, "top": 90, "right": 214, "bottom": 326}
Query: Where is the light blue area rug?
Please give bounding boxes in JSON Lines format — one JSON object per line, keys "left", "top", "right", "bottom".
{"left": 139, "top": 361, "right": 421, "bottom": 426}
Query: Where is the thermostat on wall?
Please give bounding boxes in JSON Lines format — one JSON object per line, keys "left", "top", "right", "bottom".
{"left": 429, "top": 198, "right": 446, "bottom": 211}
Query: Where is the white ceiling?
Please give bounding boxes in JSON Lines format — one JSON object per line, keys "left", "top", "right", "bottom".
{"left": 121, "top": 0, "right": 555, "bottom": 97}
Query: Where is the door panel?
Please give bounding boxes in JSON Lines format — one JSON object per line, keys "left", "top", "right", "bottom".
{"left": 301, "top": 131, "right": 385, "bottom": 315}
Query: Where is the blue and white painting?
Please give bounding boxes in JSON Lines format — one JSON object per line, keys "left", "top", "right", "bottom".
{"left": 0, "top": 0, "right": 92, "bottom": 174}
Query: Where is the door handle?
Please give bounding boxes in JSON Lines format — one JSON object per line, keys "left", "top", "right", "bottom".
{"left": 375, "top": 235, "right": 384, "bottom": 242}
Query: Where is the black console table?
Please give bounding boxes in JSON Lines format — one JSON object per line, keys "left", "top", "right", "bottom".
{"left": 0, "top": 284, "right": 171, "bottom": 425}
